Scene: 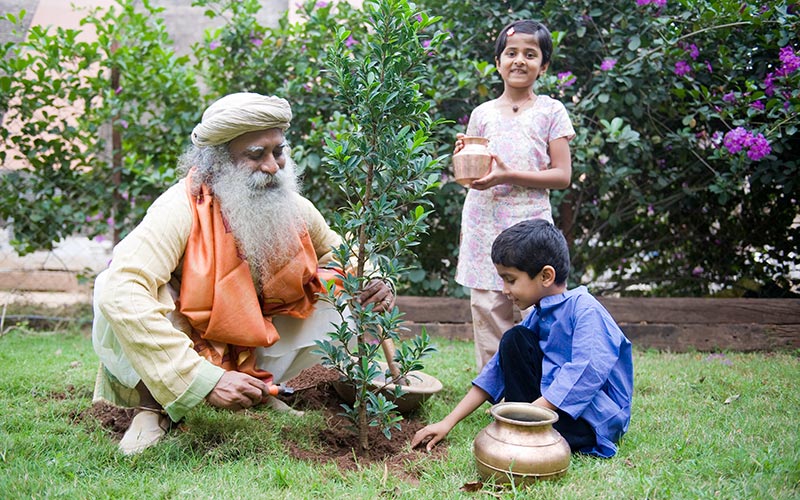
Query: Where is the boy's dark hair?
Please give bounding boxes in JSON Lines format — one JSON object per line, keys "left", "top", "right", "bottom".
{"left": 491, "top": 219, "right": 570, "bottom": 285}
{"left": 494, "top": 20, "right": 553, "bottom": 67}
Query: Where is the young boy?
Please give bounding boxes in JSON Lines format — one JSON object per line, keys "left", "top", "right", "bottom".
{"left": 411, "top": 219, "right": 633, "bottom": 458}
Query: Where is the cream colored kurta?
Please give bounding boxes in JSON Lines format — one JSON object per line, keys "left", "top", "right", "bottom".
{"left": 92, "top": 179, "right": 341, "bottom": 421}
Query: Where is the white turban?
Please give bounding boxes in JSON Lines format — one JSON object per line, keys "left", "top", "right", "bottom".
{"left": 191, "top": 93, "right": 293, "bottom": 146}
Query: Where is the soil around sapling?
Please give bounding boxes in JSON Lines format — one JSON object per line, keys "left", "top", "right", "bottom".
{"left": 276, "top": 364, "right": 447, "bottom": 480}
{"left": 76, "top": 364, "right": 446, "bottom": 481}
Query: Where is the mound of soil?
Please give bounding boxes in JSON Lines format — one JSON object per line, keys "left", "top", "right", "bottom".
{"left": 74, "top": 401, "right": 134, "bottom": 441}
{"left": 79, "top": 364, "right": 445, "bottom": 481}
{"left": 279, "top": 365, "right": 445, "bottom": 481}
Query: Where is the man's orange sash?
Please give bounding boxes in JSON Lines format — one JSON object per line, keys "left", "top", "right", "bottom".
{"left": 177, "top": 175, "right": 336, "bottom": 382}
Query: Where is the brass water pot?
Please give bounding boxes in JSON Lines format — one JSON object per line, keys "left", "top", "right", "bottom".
{"left": 472, "top": 402, "right": 571, "bottom": 485}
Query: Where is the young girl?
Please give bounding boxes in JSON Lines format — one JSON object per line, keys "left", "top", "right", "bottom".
{"left": 454, "top": 19, "right": 575, "bottom": 369}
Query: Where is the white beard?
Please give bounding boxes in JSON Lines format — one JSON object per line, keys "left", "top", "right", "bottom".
{"left": 210, "top": 158, "right": 302, "bottom": 291}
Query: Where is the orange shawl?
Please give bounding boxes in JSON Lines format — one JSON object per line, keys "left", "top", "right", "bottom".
{"left": 178, "top": 176, "right": 329, "bottom": 382}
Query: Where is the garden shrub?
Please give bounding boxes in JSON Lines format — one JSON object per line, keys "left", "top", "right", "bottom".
{"left": 1, "top": 0, "right": 797, "bottom": 296}
{"left": 312, "top": 0, "right": 443, "bottom": 448}
{"left": 0, "top": 0, "right": 200, "bottom": 250}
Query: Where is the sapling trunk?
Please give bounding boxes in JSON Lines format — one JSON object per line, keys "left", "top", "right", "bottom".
{"left": 314, "top": 0, "right": 447, "bottom": 453}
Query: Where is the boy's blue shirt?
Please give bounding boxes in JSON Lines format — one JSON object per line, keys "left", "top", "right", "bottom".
{"left": 472, "top": 286, "right": 634, "bottom": 458}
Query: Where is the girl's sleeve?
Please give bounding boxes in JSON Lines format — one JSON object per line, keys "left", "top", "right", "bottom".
{"left": 465, "top": 105, "right": 484, "bottom": 136}
{"left": 549, "top": 100, "right": 576, "bottom": 142}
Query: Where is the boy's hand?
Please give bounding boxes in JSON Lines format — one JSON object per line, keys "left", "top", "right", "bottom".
{"left": 411, "top": 421, "right": 453, "bottom": 452}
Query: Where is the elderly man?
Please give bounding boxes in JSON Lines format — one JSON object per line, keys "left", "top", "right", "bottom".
{"left": 91, "top": 93, "right": 393, "bottom": 455}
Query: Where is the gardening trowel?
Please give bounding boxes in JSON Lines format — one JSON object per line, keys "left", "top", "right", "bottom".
{"left": 381, "top": 339, "right": 408, "bottom": 385}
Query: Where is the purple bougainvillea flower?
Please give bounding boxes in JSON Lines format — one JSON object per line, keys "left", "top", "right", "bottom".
{"left": 687, "top": 44, "right": 699, "bottom": 60}
{"left": 747, "top": 133, "right": 771, "bottom": 161}
{"left": 692, "top": 266, "right": 703, "bottom": 277}
{"left": 316, "top": 1, "right": 329, "bottom": 7}
{"left": 724, "top": 127, "right": 771, "bottom": 160}
{"left": 764, "top": 73, "right": 776, "bottom": 96}
{"left": 115, "top": 86, "right": 123, "bottom": 95}
{"left": 674, "top": 60, "right": 691, "bottom": 76}
{"left": 209, "top": 39, "right": 221, "bottom": 50}
{"left": 600, "top": 58, "right": 617, "bottom": 71}
{"left": 636, "top": 0, "right": 650, "bottom": 5}
{"left": 750, "top": 100, "right": 765, "bottom": 111}
{"left": 344, "top": 34, "right": 357, "bottom": 47}
{"left": 458, "top": 114, "right": 469, "bottom": 126}
{"left": 249, "top": 31, "right": 263, "bottom": 47}
{"left": 705, "top": 60, "right": 712, "bottom": 73}
{"left": 723, "top": 127, "right": 750, "bottom": 154}
{"left": 557, "top": 71, "right": 576, "bottom": 87}
{"left": 779, "top": 45, "right": 800, "bottom": 73}
{"left": 722, "top": 92, "right": 736, "bottom": 103}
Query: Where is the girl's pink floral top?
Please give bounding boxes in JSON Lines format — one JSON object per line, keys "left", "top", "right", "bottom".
{"left": 455, "top": 95, "right": 575, "bottom": 291}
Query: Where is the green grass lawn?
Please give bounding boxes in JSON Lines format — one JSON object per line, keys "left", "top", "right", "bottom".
{"left": 0, "top": 325, "right": 798, "bottom": 499}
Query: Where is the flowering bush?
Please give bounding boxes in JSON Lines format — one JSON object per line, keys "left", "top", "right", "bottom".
{"left": 412, "top": 0, "right": 798, "bottom": 296}
{"left": 1, "top": 0, "right": 797, "bottom": 296}
{"left": 532, "top": 0, "right": 799, "bottom": 296}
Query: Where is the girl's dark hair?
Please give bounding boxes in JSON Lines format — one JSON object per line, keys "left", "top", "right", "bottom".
{"left": 494, "top": 20, "right": 553, "bottom": 67}
{"left": 491, "top": 219, "right": 570, "bottom": 285}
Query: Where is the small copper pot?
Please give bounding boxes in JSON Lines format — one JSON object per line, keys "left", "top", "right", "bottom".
{"left": 452, "top": 136, "right": 491, "bottom": 186}
{"left": 472, "top": 402, "right": 571, "bottom": 485}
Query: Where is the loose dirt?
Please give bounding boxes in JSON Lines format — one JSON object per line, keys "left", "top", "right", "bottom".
{"left": 76, "top": 364, "right": 446, "bottom": 482}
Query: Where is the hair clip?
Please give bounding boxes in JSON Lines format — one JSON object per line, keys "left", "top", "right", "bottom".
{"left": 507, "top": 27, "right": 516, "bottom": 37}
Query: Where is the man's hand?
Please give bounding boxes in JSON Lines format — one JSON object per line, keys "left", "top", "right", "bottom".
{"left": 358, "top": 278, "right": 395, "bottom": 312}
{"left": 206, "top": 371, "right": 272, "bottom": 411}
{"left": 411, "top": 420, "right": 453, "bottom": 452}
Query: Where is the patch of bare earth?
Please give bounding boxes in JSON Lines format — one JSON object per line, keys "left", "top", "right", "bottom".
{"left": 72, "top": 401, "right": 134, "bottom": 441}
{"left": 279, "top": 365, "right": 446, "bottom": 483}
{"left": 75, "top": 364, "right": 445, "bottom": 482}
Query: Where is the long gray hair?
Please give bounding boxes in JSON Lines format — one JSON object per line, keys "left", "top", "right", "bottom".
{"left": 177, "top": 144, "right": 231, "bottom": 194}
